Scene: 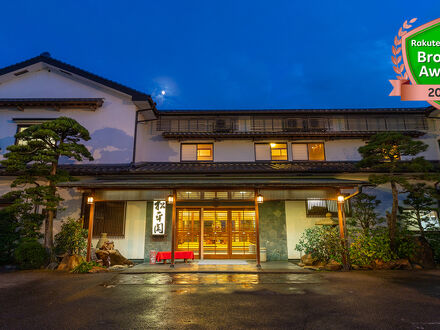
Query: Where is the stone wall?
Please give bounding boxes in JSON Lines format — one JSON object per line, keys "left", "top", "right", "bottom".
{"left": 258, "top": 200, "right": 288, "bottom": 261}
{"left": 144, "top": 202, "right": 172, "bottom": 261}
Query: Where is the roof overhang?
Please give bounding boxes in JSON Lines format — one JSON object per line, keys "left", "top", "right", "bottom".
{"left": 58, "top": 177, "right": 368, "bottom": 189}
{"left": 161, "top": 130, "right": 426, "bottom": 140}
{"left": 0, "top": 98, "right": 104, "bottom": 111}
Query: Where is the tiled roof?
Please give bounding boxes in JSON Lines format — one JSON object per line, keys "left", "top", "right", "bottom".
{"left": 51, "top": 161, "right": 363, "bottom": 175}
{"left": 132, "top": 161, "right": 362, "bottom": 174}
{"left": 0, "top": 53, "right": 155, "bottom": 105}
{"left": 162, "top": 130, "right": 425, "bottom": 139}
{"left": 158, "top": 107, "right": 434, "bottom": 116}
{"left": 3, "top": 161, "right": 438, "bottom": 177}
{"left": 0, "top": 98, "right": 104, "bottom": 110}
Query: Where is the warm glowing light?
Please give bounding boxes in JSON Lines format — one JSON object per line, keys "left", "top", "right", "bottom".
{"left": 161, "top": 90, "right": 166, "bottom": 95}
{"left": 167, "top": 195, "right": 174, "bottom": 204}
{"left": 337, "top": 195, "right": 345, "bottom": 203}
{"left": 87, "top": 196, "right": 94, "bottom": 204}
{"left": 270, "top": 143, "right": 277, "bottom": 148}
{"left": 257, "top": 194, "right": 264, "bottom": 203}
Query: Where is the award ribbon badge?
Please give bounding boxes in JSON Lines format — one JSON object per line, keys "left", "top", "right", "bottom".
{"left": 389, "top": 18, "right": 440, "bottom": 109}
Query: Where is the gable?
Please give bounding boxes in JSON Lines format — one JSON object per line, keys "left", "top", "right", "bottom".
{"left": 0, "top": 53, "right": 156, "bottom": 111}
{"left": 0, "top": 69, "right": 129, "bottom": 100}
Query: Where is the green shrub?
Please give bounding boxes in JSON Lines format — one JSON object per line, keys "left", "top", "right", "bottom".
{"left": 54, "top": 218, "right": 88, "bottom": 256}
{"left": 295, "top": 226, "right": 343, "bottom": 262}
{"left": 425, "top": 231, "right": 440, "bottom": 264}
{"left": 0, "top": 209, "right": 20, "bottom": 265}
{"left": 395, "top": 231, "right": 416, "bottom": 260}
{"left": 0, "top": 205, "right": 44, "bottom": 265}
{"left": 349, "top": 228, "right": 397, "bottom": 266}
{"left": 14, "top": 240, "right": 48, "bottom": 269}
{"left": 71, "top": 261, "right": 101, "bottom": 274}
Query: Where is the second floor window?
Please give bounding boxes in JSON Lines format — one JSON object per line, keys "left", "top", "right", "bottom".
{"left": 255, "top": 143, "right": 288, "bottom": 161}
{"left": 181, "top": 143, "right": 213, "bottom": 161}
{"left": 292, "top": 143, "right": 325, "bottom": 161}
{"left": 15, "top": 125, "right": 31, "bottom": 145}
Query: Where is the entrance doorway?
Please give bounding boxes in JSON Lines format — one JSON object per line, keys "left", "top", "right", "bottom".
{"left": 176, "top": 208, "right": 256, "bottom": 259}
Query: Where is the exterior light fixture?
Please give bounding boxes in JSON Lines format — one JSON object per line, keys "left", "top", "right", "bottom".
{"left": 257, "top": 194, "right": 264, "bottom": 203}
{"left": 167, "top": 195, "right": 174, "bottom": 204}
{"left": 337, "top": 195, "right": 345, "bottom": 203}
{"left": 87, "top": 196, "right": 94, "bottom": 204}
{"left": 270, "top": 143, "right": 276, "bottom": 148}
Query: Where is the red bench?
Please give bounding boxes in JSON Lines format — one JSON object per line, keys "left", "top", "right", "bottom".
{"left": 155, "top": 251, "right": 195, "bottom": 263}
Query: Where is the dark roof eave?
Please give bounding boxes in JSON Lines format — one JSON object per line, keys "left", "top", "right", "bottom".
{"left": 161, "top": 130, "right": 426, "bottom": 139}
{"left": 0, "top": 98, "right": 104, "bottom": 110}
{"left": 157, "top": 107, "right": 434, "bottom": 116}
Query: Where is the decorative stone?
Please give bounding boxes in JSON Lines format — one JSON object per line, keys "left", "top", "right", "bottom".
{"left": 109, "top": 249, "right": 134, "bottom": 266}
{"left": 96, "top": 249, "right": 134, "bottom": 267}
{"left": 374, "top": 260, "right": 394, "bottom": 270}
{"left": 46, "top": 262, "right": 59, "bottom": 270}
{"left": 301, "top": 253, "right": 317, "bottom": 266}
{"left": 57, "top": 255, "right": 84, "bottom": 271}
{"left": 409, "top": 237, "right": 435, "bottom": 269}
{"left": 88, "top": 266, "right": 108, "bottom": 273}
{"left": 96, "top": 233, "right": 109, "bottom": 249}
{"left": 394, "top": 259, "right": 412, "bottom": 270}
{"left": 325, "top": 260, "right": 342, "bottom": 271}
{"left": 109, "top": 264, "right": 129, "bottom": 270}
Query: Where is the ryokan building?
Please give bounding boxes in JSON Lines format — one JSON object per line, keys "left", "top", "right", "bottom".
{"left": 0, "top": 53, "right": 439, "bottom": 262}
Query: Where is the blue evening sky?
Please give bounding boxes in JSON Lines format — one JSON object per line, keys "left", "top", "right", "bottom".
{"left": 0, "top": 1, "right": 439, "bottom": 109}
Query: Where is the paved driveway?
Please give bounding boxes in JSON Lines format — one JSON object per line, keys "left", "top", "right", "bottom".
{"left": 1, "top": 270, "right": 439, "bottom": 329}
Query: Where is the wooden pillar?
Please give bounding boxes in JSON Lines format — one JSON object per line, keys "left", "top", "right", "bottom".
{"left": 86, "top": 198, "right": 95, "bottom": 262}
{"left": 200, "top": 208, "right": 204, "bottom": 260}
{"left": 170, "top": 189, "right": 177, "bottom": 268}
{"left": 254, "top": 189, "right": 261, "bottom": 268}
{"left": 337, "top": 199, "right": 349, "bottom": 271}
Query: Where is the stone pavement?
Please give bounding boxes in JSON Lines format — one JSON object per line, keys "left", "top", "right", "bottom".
{"left": 121, "top": 260, "right": 311, "bottom": 274}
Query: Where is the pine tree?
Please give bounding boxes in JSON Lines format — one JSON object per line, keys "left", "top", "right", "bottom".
{"left": 1, "top": 117, "right": 93, "bottom": 250}
{"left": 357, "top": 132, "right": 431, "bottom": 249}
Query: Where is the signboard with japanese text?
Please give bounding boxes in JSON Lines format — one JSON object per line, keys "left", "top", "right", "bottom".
{"left": 152, "top": 201, "right": 166, "bottom": 235}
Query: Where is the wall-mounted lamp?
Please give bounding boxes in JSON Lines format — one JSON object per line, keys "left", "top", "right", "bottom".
{"left": 337, "top": 195, "right": 345, "bottom": 203}
{"left": 87, "top": 196, "right": 94, "bottom": 204}
{"left": 167, "top": 195, "right": 174, "bottom": 204}
{"left": 257, "top": 194, "right": 264, "bottom": 204}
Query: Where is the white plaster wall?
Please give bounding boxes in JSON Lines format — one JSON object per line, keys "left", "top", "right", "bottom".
{"left": 90, "top": 201, "right": 147, "bottom": 260}
{"left": 0, "top": 69, "right": 137, "bottom": 164}
{"left": 285, "top": 201, "right": 316, "bottom": 259}
{"left": 136, "top": 116, "right": 440, "bottom": 162}
{"left": 136, "top": 121, "right": 257, "bottom": 162}
{"left": 0, "top": 178, "right": 13, "bottom": 196}
{"left": 324, "top": 140, "right": 364, "bottom": 161}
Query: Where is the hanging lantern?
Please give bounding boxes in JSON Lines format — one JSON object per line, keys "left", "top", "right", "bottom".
{"left": 167, "top": 195, "right": 174, "bottom": 204}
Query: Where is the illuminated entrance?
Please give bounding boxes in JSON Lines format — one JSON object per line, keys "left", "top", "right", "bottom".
{"left": 176, "top": 208, "right": 256, "bottom": 259}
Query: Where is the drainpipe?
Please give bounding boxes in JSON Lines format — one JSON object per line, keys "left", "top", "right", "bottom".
{"left": 132, "top": 109, "right": 157, "bottom": 165}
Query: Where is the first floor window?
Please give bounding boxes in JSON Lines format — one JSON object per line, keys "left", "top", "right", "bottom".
{"left": 292, "top": 143, "right": 325, "bottom": 161}
{"left": 255, "top": 143, "right": 288, "bottom": 161}
{"left": 306, "top": 199, "right": 350, "bottom": 217}
{"left": 181, "top": 143, "right": 213, "bottom": 161}
{"left": 83, "top": 201, "right": 126, "bottom": 237}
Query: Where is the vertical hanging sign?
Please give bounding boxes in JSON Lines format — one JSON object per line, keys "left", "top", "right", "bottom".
{"left": 152, "top": 201, "right": 166, "bottom": 235}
